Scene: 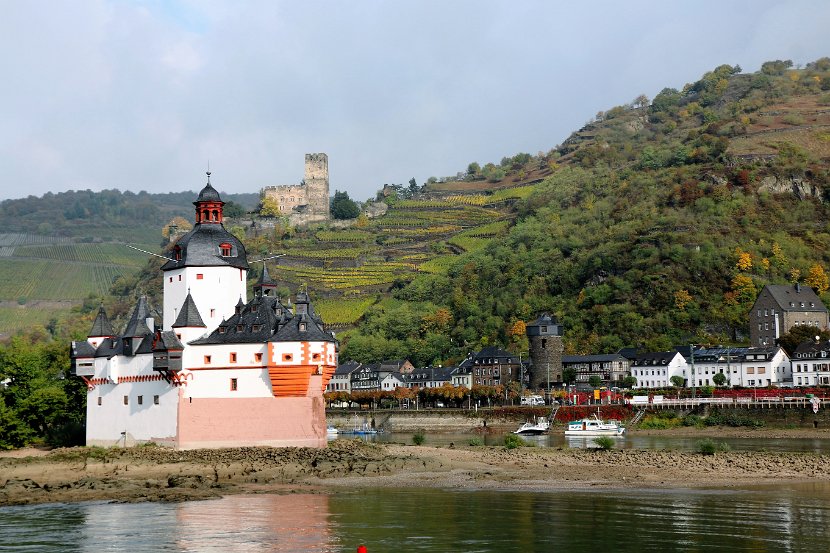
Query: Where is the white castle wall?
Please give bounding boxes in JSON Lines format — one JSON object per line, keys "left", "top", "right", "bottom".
{"left": 163, "top": 265, "right": 247, "bottom": 332}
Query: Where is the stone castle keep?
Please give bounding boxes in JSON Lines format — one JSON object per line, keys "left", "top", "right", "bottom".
{"left": 261, "top": 153, "right": 330, "bottom": 225}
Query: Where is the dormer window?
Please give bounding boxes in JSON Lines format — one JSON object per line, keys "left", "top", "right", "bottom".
{"left": 174, "top": 246, "right": 182, "bottom": 261}
{"left": 299, "top": 323, "right": 307, "bottom": 332}
{"left": 252, "top": 324, "right": 262, "bottom": 332}
{"left": 220, "top": 243, "right": 232, "bottom": 257}
{"left": 219, "top": 326, "right": 227, "bottom": 334}
{"left": 252, "top": 305, "right": 258, "bottom": 313}
{"left": 237, "top": 324, "right": 244, "bottom": 332}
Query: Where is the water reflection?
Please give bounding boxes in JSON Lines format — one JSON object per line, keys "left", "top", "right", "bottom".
{"left": 338, "top": 431, "right": 830, "bottom": 453}
{"left": 3, "top": 486, "right": 830, "bottom": 552}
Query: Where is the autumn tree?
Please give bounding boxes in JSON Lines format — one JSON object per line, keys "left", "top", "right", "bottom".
{"left": 805, "top": 264, "right": 829, "bottom": 294}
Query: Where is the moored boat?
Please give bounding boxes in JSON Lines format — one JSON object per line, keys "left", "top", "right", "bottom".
{"left": 513, "top": 417, "right": 551, "bottom": 435}
{"left": 564, "top": 414, "right": 625, "bottom": 436}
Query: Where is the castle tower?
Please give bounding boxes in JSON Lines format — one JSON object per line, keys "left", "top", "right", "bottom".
{"left": 526, "top": 313, "right": 564, "bottom": 391}
{"left": 304, "top": 153, "right": 329, "bottom": 218}
{"left": 161, "top": 172, "right": 249, "bottom": 333}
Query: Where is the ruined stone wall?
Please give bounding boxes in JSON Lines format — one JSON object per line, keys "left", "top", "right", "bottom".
{"left": 261, "top": 183, "right": 308, "bottom": 215}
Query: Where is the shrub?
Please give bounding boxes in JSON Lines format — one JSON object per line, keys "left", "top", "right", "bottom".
{"left": 468, "top": 437, "right": 484, "bottom": 447}
{"left": 639, "top": 415, "right": 681, "bottom": 429}
{"left": 696, "top": 438, "right": 731, "bottom": 455}
{"left": 504, "top": 434, "right": 525, "bottom": 449}
{"left": 593, "top": 436, "right": 615, "bottom": 450}
{"left": 682, "top": 415, "right": 704, "bottom": 427}
{"left": 412, "top": 432, "right": 425, "bottom": 445}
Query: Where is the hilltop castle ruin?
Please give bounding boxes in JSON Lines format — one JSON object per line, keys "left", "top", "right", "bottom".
{"left": 261, "top": 153, "right": 329, "bottom": 225}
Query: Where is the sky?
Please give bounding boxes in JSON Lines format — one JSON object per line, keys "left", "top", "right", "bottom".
{"left": 1, "top": 0, "right": 829, "bottom": 202}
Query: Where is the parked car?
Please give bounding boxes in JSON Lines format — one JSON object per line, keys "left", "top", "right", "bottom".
{"left": 520, "top": 395, "right": 545, "bottom": 406}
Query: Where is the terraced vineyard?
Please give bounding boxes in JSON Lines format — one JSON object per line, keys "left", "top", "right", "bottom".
{"left": 264, "top": 186, "right": 528, "bottom": 327}
{"left": 0, "top": 305, "right": 73, "bottom": 336}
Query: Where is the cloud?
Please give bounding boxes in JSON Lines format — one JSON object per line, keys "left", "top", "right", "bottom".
{"left": 1, "top": 0, "right": 829, "bottom": 201}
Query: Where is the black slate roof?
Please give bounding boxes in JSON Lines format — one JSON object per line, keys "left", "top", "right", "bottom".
{"left": 153, "top": 330, "right": 185, "bottom": 352}
{"left": 759, "top": 284, "right": 828, "bottom": 312}
{"left": 161, "top": 223, "right": 249, "bottom": 271}
{"left": 632, "top": 351, "right": 681, "bottom": 366}
{"left": 474, "top": 346, "right": 517, "bottom": 363}
{"left": 88, "top": 305, "right": 114, "bottom": 337}
{"left": 195, "top": 182, "right": 223, "bottom": 203}
{"left": 123, "top": 296, "right": 154, "bottom": 337}
{"left": 334, "top": 361, "right": 361, "bottom": 375}
{"left": 172, "top": 292, "right": 206, "bottom": 328}
{"left": 70, "top": 340, "right": 96, "bottom": 359}
{"left": 562, "top": 354, "right": 628, "bottom": 363}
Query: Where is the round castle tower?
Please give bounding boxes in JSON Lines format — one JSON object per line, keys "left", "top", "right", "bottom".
{"left": 526, "top": 313, "right": 564, "bottom": 390}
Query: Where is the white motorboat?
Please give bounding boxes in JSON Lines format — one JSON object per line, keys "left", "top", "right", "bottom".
{"left": 326, "top": 425, "right": 339, "bottom": 435}
{"left": 564, "top": 414, "right": 625, "bottom": 436}
{"left": 513, "top": 417, "right": 551, "bottom": 435}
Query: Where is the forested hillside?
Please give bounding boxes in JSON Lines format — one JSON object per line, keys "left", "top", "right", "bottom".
{"left": 337, "top": 58, "right": 830, "bottom": 364}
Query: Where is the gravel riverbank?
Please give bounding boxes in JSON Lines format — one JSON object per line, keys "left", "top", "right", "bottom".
{"left": 2, "top": 432, "right": 830, "bottom": 506}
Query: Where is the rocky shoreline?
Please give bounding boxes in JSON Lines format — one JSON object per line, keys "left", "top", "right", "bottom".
{"left": 2, "top": 432, "right": 830, "bottom": 507}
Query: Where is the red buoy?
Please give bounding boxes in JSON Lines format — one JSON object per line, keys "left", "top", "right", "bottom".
{"left": 357, "top": 546, "right": 368, "bottom": 553}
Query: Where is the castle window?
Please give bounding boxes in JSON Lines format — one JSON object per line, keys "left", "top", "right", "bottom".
{"left": 176, "top": 333, "right": 181, "bottom": 340}
{"left": 210, "top": 309, "right": 215, "bottom": 318}
{"left": 230, "top": 352, "right": 237, "bottom": 363}
{"left": 283, "top": 353, "right": 293, "bottom": 362}
{"left": 312, "top": 353, "right": 320, "bottom": 361}
{"left": 98, "top": 397, "right": 102, "bottom": 406}
{"left": 237, "top": 324, "right": 244, "bottom": 332}
{"left": 204, "top": 355, "right": 211, "bottom": 364}
{"left": 230, "top": 378, "right": 238, "bottom": 391}
{"left": 169, "top": 277, "right": 173, "bottom": 283}
{"left": 202, "top": 209, "right": 209, "bottom": 221}
{"left": 174, "top": 246, "right": 182, "bottom": 261}
{"left": 220, "top": 243, "right": 232, "bottom": 256}
{"left": 219, "top": 326, "right": 226, "bottom": 334}
{"left": 196, "top": 274, "right": 204, "bottom": 280}
{"left": 212, "top": 209, "right": 219, "bottom": 221}
{"left": 154, "top": 395, "right": 159, "bottom": 405}
{"left": 299, "top": 323, "right": 307, "bottom": 332}
{"left": 255, "top": 353, "right": 263, "bottom": 362}
{"left": 138, "top": 395, "right": 143, "bottom": 405}
{"left": 541, "top": 326, "right": 547, "bottom": 332}
{"left": 123, "top": 396, "right": 129, "bottom": 405}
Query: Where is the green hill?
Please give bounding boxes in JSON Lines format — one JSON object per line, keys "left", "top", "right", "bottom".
{"left": 8, "top": 57, "right": 830, "bottom": 367}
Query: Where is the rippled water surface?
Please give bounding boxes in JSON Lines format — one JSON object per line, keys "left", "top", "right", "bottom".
{"left": 3, "top": 484, "right": 830, "bottom": 552}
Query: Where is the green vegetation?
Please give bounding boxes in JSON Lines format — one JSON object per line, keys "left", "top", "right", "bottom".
{"left": 412, "top": 431, "right": 426, "bottom": 445}
{"left": 467, "top": 437, "right": 484, "bottom": 446}
{"left": 503, "top": 434, "right": 525, "bottom": 449}
{"left": 696, "top": 438, "right": 732, "bottom": 455}
{"left": 639, "top": 413, "right": 683, "bottom": 429}
{"left": 593, "top": 436, "right": 615, "bottom": 450}
{"left": 331, "top": 190, "right": 360, "bottom": 220}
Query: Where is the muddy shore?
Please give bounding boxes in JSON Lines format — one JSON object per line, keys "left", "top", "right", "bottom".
{"left": 2, "top": 428, "right": 830, "bottom": 507}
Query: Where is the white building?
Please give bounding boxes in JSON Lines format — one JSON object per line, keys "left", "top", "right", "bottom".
{"left": 690, "top": 346, "right": 791, "bottom": 388}
{"left": 71, "top": 176, "right": 338, "bottom": 449}
{"left": 791, "top": 339, "right": 830, "bottom": 386}
{"left": 630, "top": 351, "right": 687, "bottom": 389}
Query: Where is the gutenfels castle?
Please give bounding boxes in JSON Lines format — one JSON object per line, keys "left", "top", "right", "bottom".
{"left": 261, "top": 153, "right": 330, "bottom": 224}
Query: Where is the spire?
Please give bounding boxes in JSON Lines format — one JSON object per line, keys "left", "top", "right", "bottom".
{"left": 88, "top": 304, "right": 114, "bottom": 337}
{"left": 123, "top": 296, "right": 153, "bottom": 337}
{"left": 235, "top": 296, "right": 245, "bottom": 315}
{"left": 172, "top": 291, "right": 206, "bottom": 328}
{"left": 254, "top": 264, "right": 278, "bottom": 296}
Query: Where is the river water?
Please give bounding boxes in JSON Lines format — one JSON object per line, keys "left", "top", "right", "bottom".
{"left": 2, "top": 484, "right": 830, "bottom": 552}
{"left": 360, "top": 431, "right": 830, "bottom": 453}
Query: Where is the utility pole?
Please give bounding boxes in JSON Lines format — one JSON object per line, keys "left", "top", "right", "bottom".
{"left": 546, "top": 362, "right": 550, "bottom": 404}
{"left": 690, "top": 345, "right": 696, "bottom": 399}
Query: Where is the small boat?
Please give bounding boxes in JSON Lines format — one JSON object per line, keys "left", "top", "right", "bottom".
{"left": 564, "top": 414, "right": 625, "bottom": 436}
{"left": 339, "top": 418, "right": 383, "bottom": 435}
{"left": 326, "top": 425, "right": 339, "bottom": 435}
{"left": 513, "top": 417, "right": 551, "bottom": 435}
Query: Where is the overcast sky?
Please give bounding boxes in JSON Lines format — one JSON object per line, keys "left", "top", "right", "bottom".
{"left": 1, "top": 1, "right": 828, "bottom": 202}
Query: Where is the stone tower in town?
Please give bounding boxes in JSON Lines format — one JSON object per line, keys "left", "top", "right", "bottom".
{"left": 526, "top": 313, "right": 564, "bottom": 391}
{"left": 304, "top": 153, "right": 329, "bottom": 219}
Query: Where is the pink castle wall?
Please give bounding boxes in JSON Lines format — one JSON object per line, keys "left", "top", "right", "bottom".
{"left": 176, "top": 382, "right": 327, "bottom": 449}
